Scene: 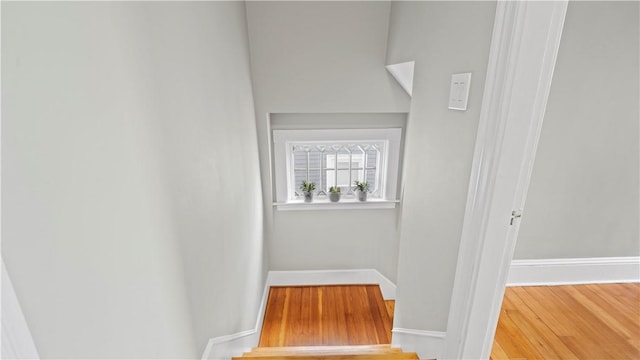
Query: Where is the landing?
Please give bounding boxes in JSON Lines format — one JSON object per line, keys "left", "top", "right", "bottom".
{"left": 259, "top": 285, "right": 393, "bottom": 347}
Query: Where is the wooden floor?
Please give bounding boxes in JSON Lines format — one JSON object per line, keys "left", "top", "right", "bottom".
{"left": 259, "top": 285, "right": 393, "bottom": 347}
{"left": 491, "top": 283, "right": 640, "bottom": 360}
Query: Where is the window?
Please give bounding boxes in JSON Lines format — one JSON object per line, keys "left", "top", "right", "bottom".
{"left": 273, "top": 128, "right": 402, "bottom": 208}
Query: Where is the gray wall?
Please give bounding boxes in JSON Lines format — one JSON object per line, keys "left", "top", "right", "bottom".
{"left": 246, "top": 1, "right": 410, "bottom": 282}
{"left": 514, "top": 1, "right": 640, "bottom": 259}
{"left": 2, "top": 2, "right": 264, "bottom": 358}
{"left": 386, "top": 1, "right": 497, "bottom": 332}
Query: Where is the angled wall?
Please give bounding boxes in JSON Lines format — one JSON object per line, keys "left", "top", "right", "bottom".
{"left": 2, "top": 2, "right": 263, "bottom": 358}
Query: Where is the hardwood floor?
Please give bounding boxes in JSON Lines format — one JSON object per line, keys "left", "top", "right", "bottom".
{"left": 257, "top": 283, "right": 638, "bottom": 358}
{"left": 259, "top": 285, "right": 393, "bottom": 347}
{"left": 491, "top": 283, "right": 640, "bottom": 360}
{"left": 384, "top": 300, "right": 395, "bottom": 324}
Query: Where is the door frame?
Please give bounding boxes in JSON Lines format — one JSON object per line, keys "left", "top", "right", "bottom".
{"left": 443, "top": 1, "right": 569, "bottom": 359}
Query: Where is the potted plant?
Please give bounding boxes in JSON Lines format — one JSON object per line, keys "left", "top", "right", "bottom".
{"left": 300, "top": 180, "right": 316, "bottom": 203}
{"left": 354, "top": 181, "right": 369, "bottom": 202}
{"left": 329, "top": 186, "right": 341, "bottom": 202}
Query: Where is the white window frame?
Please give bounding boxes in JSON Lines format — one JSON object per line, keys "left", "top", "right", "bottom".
{"left": 273, "top": 128, "right": 402, "bottom": 210}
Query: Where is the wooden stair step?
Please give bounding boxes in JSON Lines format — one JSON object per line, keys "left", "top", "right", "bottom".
{"left": 233, "top": 353, "right": 419, "bottom": 360}
{"left": 243, "top": 345, "right": 402, "bottom": 357}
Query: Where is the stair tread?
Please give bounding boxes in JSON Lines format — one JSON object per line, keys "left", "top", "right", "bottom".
{"left": 236, "top": 346, "right": 418, "bottom": 359}
{"left": 249, "top": 345, "right": 401, "bottom": 354}
{"left": 233, "top": 353, "right": 419, "bottom": 360}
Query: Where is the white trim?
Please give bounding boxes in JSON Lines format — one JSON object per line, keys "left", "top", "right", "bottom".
{"left": 201, "top": 276, "right": 270, "bottom": 360}
{"left": 274, "top": 199, "right": 398, "bottom": 211}
{"left": 2, "top": 261, "right": 40, "bottom": 360}
{"left": 444, "top": 2, "right": 568, "bottom": 360}
{"left": 267, "top": 269, "right": 396, "bottom": 300}
{"left": 391, "top": 328, "right": 446, "bottom": 360}
{"left": 202, "top": 269, "right": 397, "bottom": 359}
{"left": 507, "top": 256, "right": 640, "bottom": 286}
{"left": 201, "top": 330, "right": 259, "bottom": 360}
{"left": 205, "top": 329, "right": 255, "bottom": 347}
{"left": 393, "top": 328, "right": 446, "bottom": 339}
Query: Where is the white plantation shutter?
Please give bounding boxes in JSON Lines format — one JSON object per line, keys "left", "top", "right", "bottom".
{"left": 291, "top": 142, "right": 383, "bottom": 198}
{"left": 273, "top": 128, "right": 402, "bottom": 205}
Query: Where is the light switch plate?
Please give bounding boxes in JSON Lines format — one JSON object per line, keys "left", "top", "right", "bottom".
{"left": 448, "top": 72, "right": 472, "bottom": 111}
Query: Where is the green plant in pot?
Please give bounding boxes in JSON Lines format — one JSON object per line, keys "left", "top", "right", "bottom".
{"left": 354, "top": 181, "right": 369, "bottom": 202}
{"left": 329, "top": 186, "right": 341, "bottom": 202}
{"left": 300, "top": 180, "right": 316, "bottom": 203}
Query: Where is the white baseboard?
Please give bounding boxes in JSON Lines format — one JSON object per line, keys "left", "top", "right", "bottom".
{"left": 202, "top": 274, "right": 270, "bottom": 360}
{"left": 391, "top": 328, "right": 446, "bottom": 360}
{"left": 2, "top": 260, "right": 40, "bottom": 360}
{"left": 202, "top": 269, "right": 397, "bottom": 360}
{"left": 507, "top": 256, "right": 640, "bottom": 286}
{"left": 201, "top": 329, "right": 257, "bottom": 360}
{"left": 267, "top": 269, "right": 396, "bottom": 299}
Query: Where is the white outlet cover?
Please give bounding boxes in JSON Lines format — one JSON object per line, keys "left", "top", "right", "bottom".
{"left": 448, "top": 72, "right": 472, "bottom": 111}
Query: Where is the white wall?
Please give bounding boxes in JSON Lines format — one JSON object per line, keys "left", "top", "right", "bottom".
{"left": 2, "top": 2, "right": 264, "bottom": 358}
{"left": 386, "top": 1, "right": 497, "bottom": 331}
{"left": 514, "top": 1, "right": 640, "bottom": 259}
{"left": 246, "top": 1, "right": 410, "bottom": 282}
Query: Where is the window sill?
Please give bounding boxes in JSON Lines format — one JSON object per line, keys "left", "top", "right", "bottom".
{"left": 273, "top": 199, "right": 399, "bottom": 211}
